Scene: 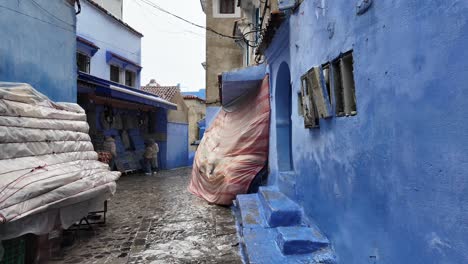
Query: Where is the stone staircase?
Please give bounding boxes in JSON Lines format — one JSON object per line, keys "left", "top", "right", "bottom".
{"left": 233, "top": 186, "right": 336, "bottom": 263}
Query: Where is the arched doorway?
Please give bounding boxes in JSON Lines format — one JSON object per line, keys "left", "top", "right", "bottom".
{"left": 275, "top": 62, "right": 293, "bottom": 171}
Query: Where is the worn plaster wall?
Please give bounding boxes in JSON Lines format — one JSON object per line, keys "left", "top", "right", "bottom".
{"left": 205, "top": 0, "right": 244, "bottom": 107}
{"left": 184, "top": 98, "right": 206, "bottom": 151}
{"left": 167, "top": 93, "right": 189, "bottom": 124}
{"left": 0, "top": 0, "right": 77, "bottom": 102}
{"left": 266, "top": 1, "right": 468, "bottom": 263}
{"left": 77, "top": 0, "right": 141, "bottom": 88}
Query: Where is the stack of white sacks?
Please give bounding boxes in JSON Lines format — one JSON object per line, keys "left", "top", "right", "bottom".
{"left": 0, "top": 83, "right": 120, "bottom": 240}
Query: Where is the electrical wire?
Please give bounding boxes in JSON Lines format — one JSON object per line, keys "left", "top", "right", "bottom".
{"left": 241, "top": 30, "right": 262, "bottom": 48}
{"left": 133, "top": 0, "right": 207, "bottom": 39}
{"left": 237, "top": 0, "right": 270, "bottom": 49}
{"left": 30, "top": 0, "right": 74, "bottom": 27}
{"left": 0, "top": 3, "right": 74, "bottom": 33}
{"left": 136, "top": 0, "right": 241, "bottom": 40}
{"left": 259, "top": 0, "right": 270, "bottom": 34}
{"left": 0, "top": 3, "right": 140, "bottom": 55}
{"left": 255, "top": 53, "right": 265, "bottom": 64}
{"left": 83, "top": 35, "right": 140, "bottom": 55}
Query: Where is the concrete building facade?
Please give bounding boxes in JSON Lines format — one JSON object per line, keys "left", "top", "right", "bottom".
{"left": 183, "top": 95, "right": 206, "bottom": 151}
{"left": 201, "top": 0, "right": 244, "bottom": 126}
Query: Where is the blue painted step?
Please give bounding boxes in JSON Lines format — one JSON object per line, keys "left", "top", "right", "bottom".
{"left": 276, "top": 226, "right": 329, "bottom": 255}
{"left": 242, "top": 227, "right": 336, "bottom": 264}
{"left": 233, "top": 190, "right": 337, "bottom": 263}
{"left": 259, "top": 186, "right": 302, "bottom": 227}
{"left": 236, "top": 194, "right": 267, "bottom": 228}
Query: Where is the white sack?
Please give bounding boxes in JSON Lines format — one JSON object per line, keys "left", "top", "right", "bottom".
{"left": 0, "top": 116, "right": 89, "bottom": 133}
{"left": 0, "top": 160, "right": 111, "bottom": 210}
{"left": 0, "top": 151, "right": 98, "bottom": 175}
{"left": 0, "top": 126, "right": 91, "bottom": 143}
{"left": 0, "top": 82, "right": 121, "bottom": 238}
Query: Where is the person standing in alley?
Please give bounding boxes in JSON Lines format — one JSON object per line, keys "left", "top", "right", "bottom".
{"left": 103, "top": 135, "right": 117, "bottom": 170}
{"left": 142, "top": 139, "right": 158, "bottom": 175}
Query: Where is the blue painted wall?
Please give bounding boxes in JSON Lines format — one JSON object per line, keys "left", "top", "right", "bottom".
{"left": 155, "top": 108, "right": 168, "bottom": 169}
{"left": 77, "top": 0, "right": 142, "bottom": 88}
{"left": 266, "top": 1, "right": 468, "bottom": 263}
{"left": 0, "top": 0, "right": 77, "bottom": 102}
{"left": 166, "top": 122, "right": 189, "bottom": 169}
{"left": 206, "top": 106, "right": 221, "bottom": 128}
{"left": 157, "top": 141, "right": 168, "bottom": 169}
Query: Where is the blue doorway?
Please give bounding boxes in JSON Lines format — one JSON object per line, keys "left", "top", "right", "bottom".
{"left": 275, "top": 62, "right": 293, "bottom": 171}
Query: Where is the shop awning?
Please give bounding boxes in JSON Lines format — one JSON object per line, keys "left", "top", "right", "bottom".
{"left": 77, "top": 72, "right": 177, "bottom": 110}
{"left": 221, "top": 64, "right": 266, "bottom": 107}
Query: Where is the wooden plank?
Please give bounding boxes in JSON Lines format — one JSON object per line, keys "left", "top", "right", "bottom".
{"left": 308, "top": 67, "right": 331, "bottom": 119}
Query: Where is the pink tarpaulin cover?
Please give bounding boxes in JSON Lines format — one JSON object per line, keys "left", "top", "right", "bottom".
{"left": 188, "top": 76, "right": 270, "bottom": 205}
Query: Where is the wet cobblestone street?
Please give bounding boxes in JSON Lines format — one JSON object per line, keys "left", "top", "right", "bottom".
{"left": 50, "top": 168, "right": 242, "bottom": 264}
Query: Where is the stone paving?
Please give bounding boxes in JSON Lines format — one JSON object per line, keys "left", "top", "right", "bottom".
{"left": 50, "top": 168, "right": 242, "bottom": 264}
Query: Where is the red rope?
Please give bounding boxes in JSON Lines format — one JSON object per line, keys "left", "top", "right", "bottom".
{"left": 0, "top": 164, "right": 48, "bottom": 202}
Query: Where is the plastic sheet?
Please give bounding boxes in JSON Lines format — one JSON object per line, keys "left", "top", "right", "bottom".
{"left": 0, "top": 83, "right": 120, "bottom": 239}
{"left": 188, "top": 76, "right": 270, "bottom": 205}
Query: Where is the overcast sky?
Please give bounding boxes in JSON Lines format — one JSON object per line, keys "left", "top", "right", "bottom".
{"left": 123, "top": 0, "right": 206, "bottom": 91}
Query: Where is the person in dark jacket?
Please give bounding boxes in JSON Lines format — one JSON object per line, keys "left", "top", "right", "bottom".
{"left": 142, "top": 139, "right": 158, "bottom": 175}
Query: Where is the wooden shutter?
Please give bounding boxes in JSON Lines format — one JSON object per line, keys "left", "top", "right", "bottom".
{"left": 300, "top": 74, "right": 319, "bottom": 128}
{"left": 308, "top": 67, "right": 331, "bottom": 119}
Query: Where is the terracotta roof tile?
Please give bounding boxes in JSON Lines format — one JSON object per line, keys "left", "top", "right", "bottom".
{"left": 255, "top": 11, "right": 286, "bottom": 55}
{"left": 183, "top": 95, "right": 205, "bottom": 102}
{"left": 141, "top": 85, "right": 180, "bottom": 102}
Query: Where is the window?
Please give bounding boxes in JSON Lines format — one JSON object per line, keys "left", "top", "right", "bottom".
{"left": 213, "top": 0, "right": 240, "bottom": 18}
{"left": 332, "top": 51, "right": 357, "bottom": 116}
{"left": 332, "top": 60, "right": 344, "bottom": 116}
{"left": 300, "top": 74, "right": 319, "bottom": 128}
{"left": 308, "top": 67, "right": 331, "bottom": 119}
{"left": 299, "top": 66, "right": 333, "bottom": 128}
{"left": 125, "top": 70, "right": 135, "bottom": 87}
{"left": 77, "top": 52, "right": 90, "bottom": 73}
{"left": 297, "top": 92, "right": 304, "bottom": 116}
{"left": 110, "top": 65, "right": 120, "bottom": 83}
{"left": 322, "top": 63, "right": 332, "bottom": 105}
{"left": 219, "top": 0, "right": 235, "bottom": 14}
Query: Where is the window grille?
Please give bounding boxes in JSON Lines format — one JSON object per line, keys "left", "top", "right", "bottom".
{"left": 300, "top": 74, "right": 319, "bottom": 128}
{"left": 110, "top": 65, "right": 120, "bottom": 83}
{"left": 77, "top": 52, "right": 90, "bottom": 73}
{"left": 125, "top": 70, "right": 135, "bottom": 87}
{"left": 332, "top": 51, "right": 357, "bottom": 117}
{"left": 219, "top": 0, "right": 235, "bottom": 14}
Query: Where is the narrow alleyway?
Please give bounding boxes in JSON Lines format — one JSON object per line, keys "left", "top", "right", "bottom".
{"left": 51, "top": 168, "right": 242, "bottom": 264}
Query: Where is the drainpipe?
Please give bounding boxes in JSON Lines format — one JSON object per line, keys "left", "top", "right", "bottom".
{"left": 75, "top": 0, "right": 81, "bottom": 15}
